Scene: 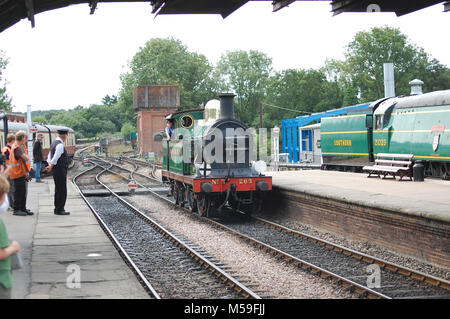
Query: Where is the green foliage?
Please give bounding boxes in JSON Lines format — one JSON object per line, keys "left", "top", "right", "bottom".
{"left": 0, "top": 50, "right": 12, "bottom": 111}
{"left": 32, "top": 103, "right": 124, "bottom": 138}
{"left": 328, "top": 26, "right": 450, "bottom": 102}
{"left": 120, "top": 122, "right": 136, "bottom": 140}
{"left": 102, "top": 94, "right": 118, "bottom": 106}
{"left": 23, "top": 31, "right": 450, "bottom": 142}
{"left": 119, "top": 37, "right": 218, "bottom": 118}
{"left": 263, "top": 69, "right": 343, "bottom": 128}
{"left": 342, "top": 83, "right": 360, "bottom": 107}
{"left": 32, "top": 115, "right": 47, "bottom": 124}
{"left": 215, "top": 50, "right": 272, "bottom": 126}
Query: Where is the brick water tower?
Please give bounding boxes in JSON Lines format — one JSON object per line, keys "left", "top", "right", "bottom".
{"left": 133, "top": 85, "right": 179, "bottom": 157}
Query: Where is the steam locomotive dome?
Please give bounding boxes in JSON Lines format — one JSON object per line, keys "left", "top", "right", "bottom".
{"left": 202, "top": 93, "right": 254, "bottom": 178}
{"left": 203, "top": 99, "right": 220, "bottom": 124}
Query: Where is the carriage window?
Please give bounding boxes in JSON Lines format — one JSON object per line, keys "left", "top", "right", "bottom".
{"left": 375, "top": 115, "right": 383, "bottom": 130}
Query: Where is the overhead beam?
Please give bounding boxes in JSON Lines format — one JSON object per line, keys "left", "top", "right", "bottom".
{"left": 331, "top": 0, "right": 356, "bottom": 14}
{"left": 89, "top": 0, "right": 98, "bottom": 15}
{"left": 24, "top": 0, "right": 35, "bottom": 28}
{"left": 272, "top": 0, "right": 296, "bottom": 12}
{"left": 151, "top": 0, "right": 165, "bottom": 14}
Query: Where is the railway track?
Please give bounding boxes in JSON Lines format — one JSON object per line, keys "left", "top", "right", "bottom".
{"left": 73, "top": 159, "right": 260, "bottom": 299}
{"left": 84, "top": 157, "right": 450, "bottom": 299}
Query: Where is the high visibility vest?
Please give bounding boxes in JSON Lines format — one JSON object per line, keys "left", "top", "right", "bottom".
{"left": 10, "top": 143, "right": 28, "bottom": 179}
{"left": 1, "top": 145, "right": 11, "bottom": 166}
{"left": 21, "top": 143, "right": 31, "bottom": 171}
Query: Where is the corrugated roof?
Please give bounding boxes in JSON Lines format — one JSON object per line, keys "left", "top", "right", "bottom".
{"left": 0, "top": 1, "right": 445, "bottom": 33}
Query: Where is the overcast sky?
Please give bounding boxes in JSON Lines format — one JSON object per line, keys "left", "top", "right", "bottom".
{"left": 0, "top": 1, "right": 449, "bottom": 113}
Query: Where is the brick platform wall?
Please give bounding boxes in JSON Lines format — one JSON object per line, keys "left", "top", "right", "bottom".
{"left": 265, "top": 187, "right": 450, "bottom": 268}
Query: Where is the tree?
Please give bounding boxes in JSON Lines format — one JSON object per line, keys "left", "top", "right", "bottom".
{"left": 215, "top": 50, "right": 273, "bottom": 127}
{"left": 119, "top": 37, "right": 217, "bottom": 120}
{"left": 328, "top": 26, "right": 450, "bottom": 102}
{"left": 32, "top": 115, "right": 47, "bottom": 124}
{"left": 0, "top": 50, "right": 12, "bottom": 111}
{"left": 342, "top": 83, "right": 360, "bottom": 107}
{"left": 421, "top": 58, "right": 450, "bottom": 92}
{"left": 102, "top": 94, "right": 118, "bottom": 106}
{"left": 263, "top": 69, "right": 344, "bottom": 127}
{"left": 121, "top": 122, "right": 136, "bottom": 141}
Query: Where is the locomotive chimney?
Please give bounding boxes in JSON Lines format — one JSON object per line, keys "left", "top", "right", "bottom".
{"left": 219, "top": 93, "right": 236, "bottom": 120}
{"left": 409, "top": 79, "right": 424, "bottom": 95}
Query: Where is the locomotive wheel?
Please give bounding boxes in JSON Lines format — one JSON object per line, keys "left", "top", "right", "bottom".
{"left": 229, "top": 197, "right": 240, "bottom": 214}
{"left": 197, "top": 196, "right": 211, "bottom": 217}
{"left": 187, "top": 188, "right": 197, "bottom": 212}
{"left": 252, "top": 197, "right": 263, "bottom": 215}
{"left": 179, "top": 186, "right": 185, "bottom": 208}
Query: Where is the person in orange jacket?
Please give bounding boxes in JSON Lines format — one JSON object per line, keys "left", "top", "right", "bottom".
{"left": 9, "top": 131, "right": 33, "bottom": 216}
{"left": 1, "top": 134, "right": 16, "bottom": 207}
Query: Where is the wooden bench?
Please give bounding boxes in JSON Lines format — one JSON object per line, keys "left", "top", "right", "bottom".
{"left": 363, "top": 153, "right": 414, "bottom": 181}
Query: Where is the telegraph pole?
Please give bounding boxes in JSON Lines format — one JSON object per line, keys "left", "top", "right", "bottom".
{"left": 259, "top": 100, "right": 263, "bottom": 129}
{"left": 259, "top": 100, "right": 263, "bottom": 161}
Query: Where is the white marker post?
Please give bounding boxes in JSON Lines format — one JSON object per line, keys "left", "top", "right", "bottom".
{"left": 26, "top": 104, "right": 34, "bottom": 166}
{"left": 272, "top": 126, "right": 280, "bottom": 171}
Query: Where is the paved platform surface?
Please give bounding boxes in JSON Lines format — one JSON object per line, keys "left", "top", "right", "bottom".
{"left": 267, "top": 170, "right": 450, "bottom": 223}
{"left": 2, "top": 178, "right": 149, "bottom": 299}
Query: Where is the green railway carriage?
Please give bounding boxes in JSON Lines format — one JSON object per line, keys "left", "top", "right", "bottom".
{"left": 320, "top": 89, "right": 450, "bottom": 178}
{"left": 372, "top": 91, "right": 450, "bottom": 177}
{"left": 321, "top": 110, "right": 373, "bottom": 170}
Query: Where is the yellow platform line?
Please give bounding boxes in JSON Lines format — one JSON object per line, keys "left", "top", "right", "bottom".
{"left": 321, "top": 131, "right": 367, "bottom": 135}
{"left": 322, "top": 152, "right": 369, "bottom": 156}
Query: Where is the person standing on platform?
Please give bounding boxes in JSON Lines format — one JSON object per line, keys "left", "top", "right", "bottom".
{"left": 10, "top": 131, "right": 33, "bottom": 216}
{"left": 0, "top": 175, "right": 21, "bottom": 299}
{"left": 1, "top": 134, "right": 16, "bottom": 207}
{"left": 20, "top": 133, "right": 32, "bottom": 212}
{"left": 33, "top": 134, "right": 44, "bottom": 183}
{"left": 46, "top": 129, "right": 70, "bottom": 216}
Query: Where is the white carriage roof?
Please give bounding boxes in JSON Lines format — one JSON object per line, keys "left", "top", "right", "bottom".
{"left": 0, "top": 121, "right": 73, "bottom": 133}
{"left": 393, "top": 89, "right": 450, "bottom": 109}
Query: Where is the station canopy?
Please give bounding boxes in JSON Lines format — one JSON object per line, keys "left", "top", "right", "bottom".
{"left": 1, "top": 0, "right": 448, "bottom": 33}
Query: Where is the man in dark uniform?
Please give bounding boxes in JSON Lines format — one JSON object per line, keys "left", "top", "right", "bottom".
{"left": 45, "top": 129, "right": 70, "bottom": 215}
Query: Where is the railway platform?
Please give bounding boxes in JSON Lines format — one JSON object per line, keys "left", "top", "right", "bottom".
{"left": 265, "top": 170, "right": 450, "bottom": 269}
{"left": 1, "top": 178, "right": 149, "bottom": 299}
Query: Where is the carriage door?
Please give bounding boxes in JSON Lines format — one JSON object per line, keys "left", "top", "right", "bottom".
{"left": 299, "top": 128, "right": 313, "bottom": 163}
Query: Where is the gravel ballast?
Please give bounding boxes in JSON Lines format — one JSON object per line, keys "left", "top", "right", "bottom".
{"left": 126, "top": 194, "right": 353, "bottom": 299}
